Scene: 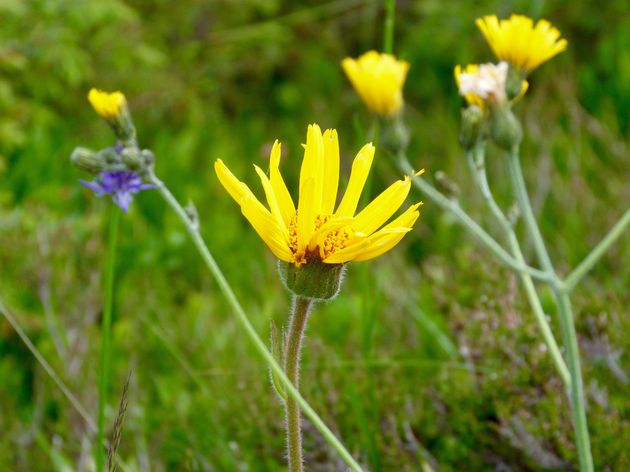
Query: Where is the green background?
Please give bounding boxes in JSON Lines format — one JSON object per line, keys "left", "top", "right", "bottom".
{"left": 1, "top": 0, "right": 628, "bottom": 470}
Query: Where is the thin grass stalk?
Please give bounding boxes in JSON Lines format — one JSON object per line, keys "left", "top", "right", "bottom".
{"left": 96, "top": 205, "right": 120, "bottom": 472}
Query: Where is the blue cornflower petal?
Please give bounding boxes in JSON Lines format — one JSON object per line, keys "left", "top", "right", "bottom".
{"left": 81, "top": 170, "right": 153, "bottom": 212}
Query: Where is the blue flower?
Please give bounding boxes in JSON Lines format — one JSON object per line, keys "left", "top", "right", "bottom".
{"left": 81, "top": 170, "right": 153, "bottom": 212}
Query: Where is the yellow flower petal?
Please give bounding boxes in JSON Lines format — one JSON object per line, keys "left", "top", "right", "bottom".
{"left": 476, "top": 14, "right": 567, "bottom": 73}
{"left": 241, "top": 195, "right": 293, "bottom": 262}
{"left": 352, "top": 175, "right": 412, "bottom": 236}
{"left": 269, "top": 140, "right": 296, "bottom": 225}
{"left": 342, "top": 51, "right": 410, "bottom": 116}
{"left": 297, "top": 177, "right": 316, "bottom": 255}
{"left": 214, "top": 159, "right": 250, "bottom": 204}
{"left": 299, "top": 124, "right": 325, "bottom": 216}
{"left": 254, "top": 164, "right": 289, "bottom": 240}
{"left": 335, "top": 143, "right": 375, "bottom": 217}
{"left": 353, "top": 204, "right": 421, "bottom": 262}
{"left": 321, "top": 129, "right": 340, "bottom": 215}
{"left": 88, "top": 88, "right": 126, "bottom": 119}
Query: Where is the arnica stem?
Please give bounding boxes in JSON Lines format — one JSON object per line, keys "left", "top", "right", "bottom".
{"left": 96, "top": 204, "right": 120, "bottom": 472}
{"left": 149, "top": 172, "right": 363, "bottom": 472}
{"left": 284, "top": 296, "right": 314, "bottom": 472}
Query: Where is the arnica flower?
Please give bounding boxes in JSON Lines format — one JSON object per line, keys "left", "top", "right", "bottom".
{"left": 215, "top": 124, "right": 422, "bottom": 267}
{"left": 341, "top": 51, "right": 410, "bottom": 117}
{"left": 88, "top": 89, "right": 127, "bottom": 120}
{"left": 476, "top": 14, "right": 567, "bottom": 73}
{"left": 81, "top": 170, "right": 153, "bottom": 212}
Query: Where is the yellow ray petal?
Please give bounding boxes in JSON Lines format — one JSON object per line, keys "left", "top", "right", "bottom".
{"left": 299, "top": 124, "right": 325, "bottom": 216}
{"left": 321, "top": 129, "right": 340, "bottom": 215}
{"left": 297, "top": 177, "right": 316, "bottom": 254}
{"left": 335, "top": 143, "right": 375, "bottom": 217}
{"left": 322, "top": 234, "right": 370, "bottom": 264}
{"left": 269, "top": 140, "right": 296, "bottom": 225}
{"left": 352, "top": 206, "right": 421, "bottom": 262}
{"left": 254, "top": 164, "right": 289, "bottom": 239}
{"left": 214, "top": 159, "right": 250, "bottom": 204}
{"left": 352, "top": 176, "right": 412, "bottom": 235}
{"left": 241, "top": 195, "right": 292, "bottom": 262}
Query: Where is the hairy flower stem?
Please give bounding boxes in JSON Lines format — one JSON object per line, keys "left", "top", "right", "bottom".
{"left": 96, "top": 205, "right": 120, "bottom": 472}
{"left": 284, "top": 296, "right": 314, "bottom": 472}
{"left": 506, "top": 148, "right": 593, "bottom": 472}
{"left": 148, "top": 172, "right": 363, "bottom": 472}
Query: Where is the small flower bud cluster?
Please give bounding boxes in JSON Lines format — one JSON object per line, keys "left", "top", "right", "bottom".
{"left": 454, "top": 14, "right": 566, "bottom": 152}
{"left": 71, "top": 89, "right": 155, "bottom": 211}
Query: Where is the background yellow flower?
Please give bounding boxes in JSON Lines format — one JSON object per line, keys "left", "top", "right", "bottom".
{"left": 476, "top": 14, "right": 568, "bottom": 73}
{"left": 342, "top": 51, "right": 410, "bottom": 116}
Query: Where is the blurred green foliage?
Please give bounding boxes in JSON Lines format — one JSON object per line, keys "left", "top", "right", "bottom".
{"left": 1, "top": 0, "right": 629, "bottom": 470}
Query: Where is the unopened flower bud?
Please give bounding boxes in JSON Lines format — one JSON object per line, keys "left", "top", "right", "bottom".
{"left": 490, "top": 104, "right": 522, "bottom": 150}
{"left": 459, "top": 105, "right": 485, "bottom": 150}
{"left": 99, "top": 147, "right": 120, "bottom": 165}
{"left": 141, "top": 149, "right": 155, "bottom": 168}
{"left": 88, "top": 88, "right": 136, "bottom": 143}
{"left": 278, "top": 260, "right": 345, "bottom": 301}
{"left": 382, "top": 115, "right": 410, "bottom": 154}
{"left": 121, "top": 147, "right": 143, "bottom": 171}
{"left": 71, "top": 147, "right": 106, "bottom": 174}
{"left": 505, "top": 66, "right": 526, "bottom": 101}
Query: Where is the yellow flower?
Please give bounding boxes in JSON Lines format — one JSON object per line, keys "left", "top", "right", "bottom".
{"left": 88, "top": 88, "right": 127, "bottom": 120}
{"left": 341, "top": 51, "right": 410, "bottom": 116}
{"left": 215, "top": 124, "right": 422, "bottom": 267}
{"left": 476, "top": 14, "right": 567, "bottom": 73}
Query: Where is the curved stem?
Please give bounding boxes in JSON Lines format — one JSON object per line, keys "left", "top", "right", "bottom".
{"left": 148, "top": 172, "right": 363, "bottom": 472}
{"left": 465, "top": 148, "right": 570, "bottom": 386}
{"left": 565, "top": 209, "right": 630, "bottom": 291}
{"left": 398, "top": 156, "right": 550, "bottom": 282}
{"left": 506, "top": 148, "right": 554, "bottom": 273}
{"left": 506, "top": 149, "right": 593, "bottom": 472}
{"left": 554, "top": 287, "right": 594, "bottom": 472}
{"left": 284, "top": 297, "right": 314, "bottom": 472}
{"left": 97, "top": 205, "right": 120, "bottom": 472}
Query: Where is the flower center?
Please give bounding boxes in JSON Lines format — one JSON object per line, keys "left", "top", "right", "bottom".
{"left": 288, "top": 213, "right": 351, "bottom": 265}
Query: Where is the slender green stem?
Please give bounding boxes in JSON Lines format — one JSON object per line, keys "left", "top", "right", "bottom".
{"left": 383, "top": 0, "right": 395, "bottom": 54}
{"left": 148, "top": 172, "right": 363, "bottom": 472}
{"left": 554, "top": 288, "right": 594, "bottom": 472}
{"left": 506, "top": 148, "right": 554, "bottom": 273}
{"left": 398, "top": 156, "right": 550, "bottom": 282}
{"left": 506, "top": 148, "right": 593, "bottom": 472}
{"left": 465, "top": 147, "right": 570, "bottom": 386}
{"left": 565, "top": 209, "right": 630, "bottom": 291}
{"left": 284, "top": 296, "right": 314, "bottom": 472}
{"left": 96, "top": 205, "right": 120, "bottom": 472}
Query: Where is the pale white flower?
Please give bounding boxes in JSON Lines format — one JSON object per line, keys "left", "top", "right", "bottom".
{"left": 457, "top": 61, "right": 509, "bottom": 104}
